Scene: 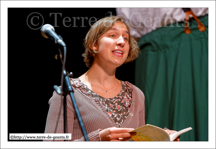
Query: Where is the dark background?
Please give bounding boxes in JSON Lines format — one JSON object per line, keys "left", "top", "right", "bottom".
{"left": 8, "top": 8, "right": 136, "bottom": 136}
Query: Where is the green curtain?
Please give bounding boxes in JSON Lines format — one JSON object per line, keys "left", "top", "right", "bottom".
{"left": 135, "top": 15, "right": 208, "bottom": 141}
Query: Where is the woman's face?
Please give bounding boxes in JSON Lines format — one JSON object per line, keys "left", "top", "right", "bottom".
{"left": 92, "top": 21, "right": 130, "bottom": 68}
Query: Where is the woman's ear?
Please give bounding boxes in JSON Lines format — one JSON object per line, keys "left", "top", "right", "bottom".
{"left": 89, "top": 42, "right": 98, "bottom": 52}
{"left": 92, "top": 46, "right": 97, "bottom": 51}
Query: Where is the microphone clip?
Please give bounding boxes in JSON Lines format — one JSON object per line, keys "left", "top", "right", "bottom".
{"left": 53, "top": 71, "right": 74, "bottom": 95}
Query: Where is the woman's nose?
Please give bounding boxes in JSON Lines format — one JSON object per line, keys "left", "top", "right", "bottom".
{"left": 116, "top": 36, "right": 125, "bottom": 47}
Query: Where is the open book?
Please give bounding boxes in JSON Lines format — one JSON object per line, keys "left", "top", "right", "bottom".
{"left": 129, "top": 124, "right": 192, "bottom": 141}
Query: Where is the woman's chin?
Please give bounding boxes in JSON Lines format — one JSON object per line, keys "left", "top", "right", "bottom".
{"left": 113, "top": 60, "right": 125, "bottom": 67}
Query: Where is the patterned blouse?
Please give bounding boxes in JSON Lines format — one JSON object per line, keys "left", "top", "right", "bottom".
{"left": 71, "top": 78, "right": 133, "bottom": 127}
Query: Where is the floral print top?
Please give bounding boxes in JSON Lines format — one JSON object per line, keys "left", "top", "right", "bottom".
{"left": 70, "top": 78, "right": 133, "bottom": 127}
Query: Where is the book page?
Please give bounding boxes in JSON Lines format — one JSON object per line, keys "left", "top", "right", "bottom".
{"left": 130, "top": 124, "right": 170, "bottom": 141}
{"left": 169, "top": 127, "right": 192, "bottom": 141}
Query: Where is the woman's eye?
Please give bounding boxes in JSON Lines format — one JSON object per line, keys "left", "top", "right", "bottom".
{"left": 124, "top": 37, "right": 128, "bottom": 41}
{"left": 110, "top": 34, "right": 115, "bottom": 37}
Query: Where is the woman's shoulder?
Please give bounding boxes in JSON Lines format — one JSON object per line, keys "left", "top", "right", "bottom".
{"left": 122, "top": 81, "right": 145, "bottom": 103}
{"left": 70, "top": 78, "right": 83, "bottom": 87}
{"left": 122, "top": 81, "right": 144, "bottom": 95}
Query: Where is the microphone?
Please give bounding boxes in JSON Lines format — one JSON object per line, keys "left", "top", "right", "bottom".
{"left": 40, "top": 24, "right": 66, "bottom": 47}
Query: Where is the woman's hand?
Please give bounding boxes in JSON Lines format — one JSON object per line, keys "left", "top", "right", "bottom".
{"left": 164, "top": 128, "right": 180, "bottom": 141}
{"left": 99, "top": 127, "right": 134, "bottom": 141}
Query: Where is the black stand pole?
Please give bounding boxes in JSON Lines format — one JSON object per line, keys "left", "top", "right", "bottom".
{"left": 53, "top": 42, "right": 89, "bottom": 141}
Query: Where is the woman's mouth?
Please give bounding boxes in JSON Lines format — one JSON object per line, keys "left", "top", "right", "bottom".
{"left": 112, "top": 50, "right": 123, "bottom": 57}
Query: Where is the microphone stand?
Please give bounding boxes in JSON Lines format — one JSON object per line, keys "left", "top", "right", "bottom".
{"left": 53, "top": 39, "right": 89, "bottom": 141}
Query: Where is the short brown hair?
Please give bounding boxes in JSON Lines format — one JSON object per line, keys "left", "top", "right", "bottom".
{"left": 82, "top": 16, "right": 140, "bottom": 67}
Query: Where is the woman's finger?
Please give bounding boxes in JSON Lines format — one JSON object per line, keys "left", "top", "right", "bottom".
{"left": 109, "top": 128, "right": 134, "bottom": 133}
{"left": 110, "top": 132, "right": 132, "bottom": 140}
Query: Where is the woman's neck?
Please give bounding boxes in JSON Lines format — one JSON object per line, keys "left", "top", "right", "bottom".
{"left": 86, "top": 62, "right": 117, "bottom": 87}
{"left": 79, "top": 61, "right": 122, "bottom": 98}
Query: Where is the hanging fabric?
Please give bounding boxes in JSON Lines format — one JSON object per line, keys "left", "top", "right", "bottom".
{"left": 135, "top": 15, "right": 208, "bottom": 141}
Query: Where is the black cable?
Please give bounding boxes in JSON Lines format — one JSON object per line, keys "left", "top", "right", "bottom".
{"left": 53, "top": 46, "right": 66, "bottom": 134}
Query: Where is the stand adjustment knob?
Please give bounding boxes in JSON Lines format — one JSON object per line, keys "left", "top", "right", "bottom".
{"left": 53, "top": 85, "right": 62, "bottom": 95}
{"left": 68, "top": 72, "right": 73, "bottom": 78}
